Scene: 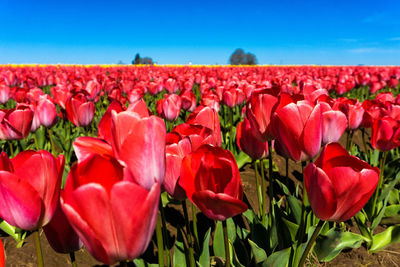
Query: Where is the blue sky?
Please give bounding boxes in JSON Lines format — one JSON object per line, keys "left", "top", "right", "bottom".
{"left": 1, "top": 0, "right": 399, "bottom": 65}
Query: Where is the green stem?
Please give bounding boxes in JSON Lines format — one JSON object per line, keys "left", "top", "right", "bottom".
{"left": 298, "top": 220, "right": 324, "bottom": 267}
{"left": 182, "top": 201, "right": 195, "bottom": 267}
{"left": 371, "top": 151, "right": 388, "bottom": 217}
{"left": 285, "top": 157, "right": 289, "bottom": 186}
{"left": 33, "top": 133, "right": 40, "bottom": 150}
{"left": 260, "top": 159, "right": 266, "bottom": 226}
{"left": 156, "top": 214, "right": 165, "bottom": 267}
{"left": 191, "top": 203, "right": 200, "bottom": 252}
{"left": 228, "top": 107, "right": 234, "bottom": 153}
{"left": 34, "top": 230, "right": 44, "bottom": 267}
{"left": 254, "top": 160, "right": 263, "bottom": 218}
{"left": 267, "top": 141, "right": 274, "bottom": 223}
{"left": 361, "top": 128, "right": 369, "bottom": 161}
{"left": 222, "top": 220, "right": 231, "bottom": 267}
{"left": 69, "top": 252, "right": 77, "bottom": 267}
{"left": 48, "top": 129, "right": 56, "bottom": 155}
{"left": 159, "top": 199, "right": 171, "bottom": 267}
{"left": 8, "top": 141, "right": 13, "bottom": 157}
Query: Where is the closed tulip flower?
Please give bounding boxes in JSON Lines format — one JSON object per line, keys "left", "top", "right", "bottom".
{"left": 272, "top": 100, "right": 322, "bottom": 162}
{"left": 61, "top": 153, "right": 160, "bottom": 265}
{"left": 246, "top": 88, "right": 279, "bottom": 142}
{"left": 304, "top": 143, "right": 379, "bottom": 221}
{"left": 111, "top": 110, "right": 166, "bottom": 190}
{"left": 371, "top": 116, "right": 400, "bottom": 151}
{"left": 156, "top": 94, "right": 182, "bottom": 121}
{"left": 186, "top": 105, "right": 222, "bottom": 146}
{"left": 43, "top": 201, "right": 83, "bottom": 254}
{"left": 236, "top": 117, "right": 269, "bottom": 160}
{"left": 0, "top": 104, "right": 33, "bottom": 140}
{"left": 163, "top": 137, "right": 192, "bottom": 199}
{"left": 0, "top": 151, "right": 64, "bottom": 230}
{"left": 65, "top": 92, "right": 95, "bottom": 127}
{"left": 37, "top": 95, "right": 58, "bottom": 128}
{"left": 179, "top": 145, "right": 247, "bottom": 221}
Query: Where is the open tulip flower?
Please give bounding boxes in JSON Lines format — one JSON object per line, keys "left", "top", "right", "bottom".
{"left": 0, "top": 151, "right": 65, "bottom": 230}
{"left": 61, "top": 153, "right": 160, "bottom": 265}
{"left": 179, "top": 144, "right": 247, "bottom": 221}
{"left": 304, "top": 143, "right": 379, "bottom": 222}
{"left": 0, "top": 104, "right": 33, "bottom": 140}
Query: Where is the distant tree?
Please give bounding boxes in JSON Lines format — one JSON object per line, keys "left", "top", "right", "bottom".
{"left": 132, "top": 53, "right": 154, "bottom": 65}
{"left": 117, "top": 60, "right": 125, "bottom": 65}
{"left": 229, "top": 49, "right": 258, "bottom": 65}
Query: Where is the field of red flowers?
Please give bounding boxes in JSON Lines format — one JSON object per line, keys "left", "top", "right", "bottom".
{"left": 0, "top": 65, "right": 399, "bottom": 267}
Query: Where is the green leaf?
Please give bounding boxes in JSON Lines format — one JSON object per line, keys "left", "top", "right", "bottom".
{"left": 287, "top": 195, "right": 301, "bottom": 224}
{"left": 133, "top": 258, "right": 159, "bottom": 267}
{"left": 384, "top": 204, "right": 400, "bottom": 217}
{"left": 174, "top": 227, "right": 187, "bottom": 267}
{"left": 281, "top": 217, "right": 299, "bottom": 241}
{"left": 370, "top": 225, "right": 400, "bottom": 253}
{"left": 314, "top": 229, "right": 366, "bottom": 262}
{"left": 227, "top": 218, "right": 236, "bottom": 242}
{"left": 243, "top": 209, "right": 256, "bottom": 225}
{"left": 198, "top": 228, "right": 211, "bottom": 267}
{"left": 213, "top": 221, "right": 225, "bottom": 258}
{"left": 234, "top": 151, "right": 252, "bottom": 170}
{"left": 262, "top": 247, "right": 290, "bottom": 267}
{"left": 248, "top": 239, "right": 267, "bottom": 263}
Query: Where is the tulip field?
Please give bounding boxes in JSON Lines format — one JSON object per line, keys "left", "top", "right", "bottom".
{"left": 1, "top": 65, "right": 400, "bottom": 267}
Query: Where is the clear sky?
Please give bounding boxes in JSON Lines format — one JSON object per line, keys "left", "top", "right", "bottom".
{"left": 1, "top": 0, "right": 400, "bottom": 65}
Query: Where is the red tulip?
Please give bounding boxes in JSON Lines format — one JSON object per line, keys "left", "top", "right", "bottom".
{"left": 179, "top": 145, "right": 247, "bottom": 220}
{"left": 0, "top": 104, "right": 33, "bottom": 140}
{"left": 186, "top": 105, "right": 222, "bottom": 146}
{"left": 111, "top": 110, "right": 166, "bottom": 190}
{"left": 246, "top": 88, "right": 279, "bottom": 142}
{"left": 43, "top": 201, "right": 83, "bottom": 254}
{"left": 51, "top": 85, "right": 72, "bottom": 109}
{"left": 272, "top": 100, "right": 322, "bottom": 162}
{"left": 223, "top": 88, "right": 245, "bottom": 108}
{"left": 304, "top": 143, "right": 379, "bottom": 221}
{"left": 171, "top": 123, "right": 217, "bottom": 151}
{"left": 156, "top": 94, "right": 182, "bottom": 121}
{"left": 98, "top": 100, "right": 125, "bottom": 144}
{"left": 236, "top": 117, "right": 269, "bottom": 160}
{"left": 180, "top": 90, "right": 197, "bottom": 112}
{"left": 333, "top": 98, "right": 365, "bottom": 130}
{"left": 163, "top": 137, "right": 192, "bottom": 199}
{"left": 0, "top": 151, "right": 64, "bottom": 230}
{"left": 164, "top": 78, "right": 179, "bottom": 93}
{"left": 65, "top": 92, "right": 95, "bottom": 127}
{"left": 371, "top": 116, "right": 400, "bottom": 151}
{"left": 61, "top": 153, "right": 160, "bottom": 265}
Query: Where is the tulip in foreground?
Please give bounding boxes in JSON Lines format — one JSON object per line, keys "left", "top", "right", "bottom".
{"left": 304, "top": 143, "right": 379, "bottom": 221}
{"left": 0, "top": 151, "right": 64, "bottom": 230}
{"left": 179, "top": 145, "right": 247, "bottom": 220}
{"left": 61, "top": 154, "right": 160, "bottom": 265}
{"left": 0, "top": 238, "right": 4, "bottom": 267}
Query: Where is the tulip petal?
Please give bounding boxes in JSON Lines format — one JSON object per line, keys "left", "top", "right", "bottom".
{"left": 304, "top": 164, "right": 337, "bottom": 221}
{"left": 111, "top": 182, "right": 160, "bottom": 260}
{"left": 192, "top": 190, "right": 248, "bottom": 221}
{"left": 73, "top": 136, "right": 113, "bottom": 163}
{"left": 0, "top": 171, "right": 41, "bottom": 230}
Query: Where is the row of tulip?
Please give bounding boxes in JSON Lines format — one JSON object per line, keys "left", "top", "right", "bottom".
{"left": 0, "top": 65, "right": 399, "bottom": 267}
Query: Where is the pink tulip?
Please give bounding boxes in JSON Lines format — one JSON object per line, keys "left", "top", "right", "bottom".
{"left": 65, "top": 92, "right": 95, "bottom": 127}
{"left": 111, "top": 110, "right": 166, "bottom": 190}
{"left": 156, "top": 94, "right": 182, "bottom": 121}
{"left": 0, "top": 151, "right": 64, "bottom": 230}
{"left": 272, "top": 100, "right": 322, "bottom": 162}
